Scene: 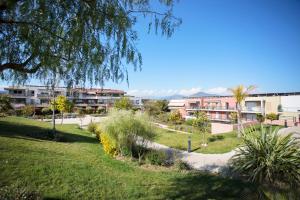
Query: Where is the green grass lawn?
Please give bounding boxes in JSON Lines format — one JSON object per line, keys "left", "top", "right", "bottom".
{"left": 154, "top": 127, "right": 242, "bottom": 154}
{"left": 0, "top": 116, "right": 258, "bottom": 199}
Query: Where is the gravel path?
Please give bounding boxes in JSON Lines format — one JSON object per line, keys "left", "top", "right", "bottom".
{"left": 146, "top": 140, "right": 236, "bottom": 173}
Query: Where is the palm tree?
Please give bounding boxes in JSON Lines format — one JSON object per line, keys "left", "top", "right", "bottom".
{"left": 229, "top": 85, "right": 256, "bottom": 137}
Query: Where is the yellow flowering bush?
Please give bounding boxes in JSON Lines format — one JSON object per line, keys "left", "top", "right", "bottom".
{"left": 100, "top": 132, "right": 117, "bottom": 156}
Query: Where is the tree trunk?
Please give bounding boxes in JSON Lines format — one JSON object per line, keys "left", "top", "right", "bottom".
{"left": 52, "top": 84, "right": 56, "bottom": 137}
{"left": 61, "top": 111, "right": 64, "bottom": 125}
{"left": 237, "top": 104, "right": 242, "bottom": 137}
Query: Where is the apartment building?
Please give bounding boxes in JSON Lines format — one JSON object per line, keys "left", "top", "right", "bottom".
{"left": 169, "top": 92, "right": 300, "bottom": 124}
{"left": 4, "top": 85, "right": 142, "bottom": 111}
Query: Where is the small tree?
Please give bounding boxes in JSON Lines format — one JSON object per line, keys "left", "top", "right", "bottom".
{"left": 0, "top": 95, "right": 12, "bottom": 114}
{"left": 52, "top": 95, "right": 68, "bottom": 124}
{"left": 266, "top": 113, "right": 278, "bottom": 125}
{"left": 77, "top": 109, "right": 85, "bottom": 129}
{"left": 114, "top": 97, "right": 133, "bottom": 110}
{"left": 22, "top": 105, "right": 34, "bottom": 117}
{"left": 168, "top": 110, "right": 182, "bottom": 129}
{"left": 229, "top": 85, "right": 256, "bottom": 137}
{"left": 192, "top": 112, "right": 210, "bottom": 146}
{"left": 41, "top": 107, "right": 51, "bottom": 120}
{"left": 229, "top": 112, "right": 238, "bottom": 124}
{"left": 256, "top": 113, "right": 265, "bottom": 124}
{"left": 144, "top": 100, "right": 169, "bottom": 116}
{"left": 65, "top": 101, "right": 74, "bottom": 113}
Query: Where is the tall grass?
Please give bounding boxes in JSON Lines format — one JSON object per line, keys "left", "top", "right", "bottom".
{"left": 100, "top": 109, "right": 155, "bottom": 161}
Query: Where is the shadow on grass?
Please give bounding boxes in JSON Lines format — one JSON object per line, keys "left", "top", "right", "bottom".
{"left": 0, "top": 120, "right": 98, "bottom": 144}
{"left": 163, "top": 172, "right": 258, "bottom": 200}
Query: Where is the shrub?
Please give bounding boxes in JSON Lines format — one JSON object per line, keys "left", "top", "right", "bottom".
{"left": 41, "top": 107, "right": 52, "bottom": 115}
{"left": 86, "top": 106, "right": 94, "bottom": 114}
{"left": 169, "top": 110, "right": 182, "bottom": 125}
{"left": 22, "top": 105, "right": 34, "bottom": 117}
{"left": 101, "top": 110, "right": 155, "bottom": 161}
{"left": 256, "top": 113, "right": 265, "bottom": 123}
{"left": 231, "top": 126, "right": 300, "bottom": 187}
{"left": 266, "top": 113, "right": 278, "bottom": 123}
{"left": 97, "top": 107, "right": 106, "bottom": 114}
{"left": 87, "top": 122, "right": 97, "bottom": 134}
{"left": 145, "top": 150, "right": 168, "bottom": 166}
{"left": 100, "top": 132, "right": 117, "bottom": 156}
{"left": 175, "top": 160, "right": 191, "bottom": 171}
{"left": 114, "top": 97, "right": 133, "bottom": 110}
{"left": 208, "top": 135, "right": 224, "bottom": 142}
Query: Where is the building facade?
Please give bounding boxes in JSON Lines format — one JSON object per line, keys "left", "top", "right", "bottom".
{"left": 4, "top": 85, "right": 142, "bottom": 111}
{"left": 168, "top": 92, "right": 300, "bottom": 125}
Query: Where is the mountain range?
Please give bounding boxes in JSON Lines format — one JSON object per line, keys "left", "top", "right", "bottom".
{"left": 152, "top": 91, "right": 220, "bottom": 100}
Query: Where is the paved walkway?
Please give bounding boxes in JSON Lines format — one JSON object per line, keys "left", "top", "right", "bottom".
{"left": 278, "top": 126, "right": 300, "bottom": 140}
{"left": 153, "top": 122, "right": 192, "bottom": 135}
{"left": 146, "top": 140, "right": 236, "bottom": 173}
{"left": 46, "top": 115, "right": 107, "bottom": 127}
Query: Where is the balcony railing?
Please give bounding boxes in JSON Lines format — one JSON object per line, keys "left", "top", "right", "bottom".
{"left": 241, "top": 107, "right": 262, "bottom": 113}
{"left": 185, "top": 115, "right": 231, "bottom": 122}
{"left": 8, "top": 94, "right": 26, "bottom": 97}
{"left": 186, "top": 106, "right": 236, "bottom": 111}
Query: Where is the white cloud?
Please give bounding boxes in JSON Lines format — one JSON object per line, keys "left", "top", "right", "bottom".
{"left": 205, "top": 87, "right": 229, "bottom": 95}
{"left": 178, "top": 87, "right": 202, "bottom": 96}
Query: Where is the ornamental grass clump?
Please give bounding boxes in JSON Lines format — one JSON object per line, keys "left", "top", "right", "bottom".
{"left": 231, "top": 125, "right": 300, "bottom": 188}
{"left": 100, "top": 109, "right": 155, "bottom": 162}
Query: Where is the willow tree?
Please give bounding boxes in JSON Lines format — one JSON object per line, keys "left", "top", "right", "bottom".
{"left": 0, "top": 0, "right": 181, "bottom": 85}
{"left": 229, "top": 85, "right": 256, "bottom": 137}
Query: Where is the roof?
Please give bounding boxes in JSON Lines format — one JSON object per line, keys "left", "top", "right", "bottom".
{"left": 168, "top": 100, "right": 185, "bottom": 107}
{"left": 72, "top": 88, "right": 125, "bottom": 94}
{"left": 187, "top": 92, "right": 300, "bottom": 99}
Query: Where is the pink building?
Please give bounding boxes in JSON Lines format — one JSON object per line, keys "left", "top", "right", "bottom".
{"left": 185, "top": 96, "right": 237, "bottom": 122}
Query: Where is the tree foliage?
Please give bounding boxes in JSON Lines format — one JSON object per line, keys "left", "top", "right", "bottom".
{"left": 144, "top": 100, "right": 169, "bottom": 116}
{"left": 256, "top": 113, "right": 265, "bottom": 124}
{"left": 229, "top": 85, "right": 256, "bottom": 137}
{"left": 0, "top": 0, "right": 181, "bottom": 85}
{"left": 168, "top": 110, "right": 182, "bottom": 125}
{"left": 266, "top": 113, "right": 278, "bottom": 123}
{"left": 192, "top": 111, "right": 210, "bottom": 132}
{"left": 0, "top": 94, "right": 12, "bottom": 113}
{"left": 22, "top": 105, "right": 34, "bottom": 117}
{"left": 114, "top": 97, "right": 133, "bottom": 110}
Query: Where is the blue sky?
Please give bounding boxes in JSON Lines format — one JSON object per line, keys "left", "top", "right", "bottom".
{"left": 2, "top": 0, "right": 300, "bottom": 97}
{"left": 107, "top": 0, "right": 300, "bottom": 97}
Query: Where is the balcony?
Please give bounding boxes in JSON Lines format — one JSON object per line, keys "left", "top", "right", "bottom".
{"left": 8, "top": 94, "right": 27, "bottom": 98}
{"left": 241, "top": 107, "right": 262, "bottom": 113}
{"left": 186, "top": 106, "right": 236, "bottom": 112}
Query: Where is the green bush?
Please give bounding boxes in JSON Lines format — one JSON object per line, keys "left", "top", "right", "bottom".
{"left": 86, "top": 106, "right": 94, "bottom": 114}
{"left": 231, "top": 126, "right": 300, "bottom": 187}
{"left": 22, "top": 105, "right": 34, "bottom": 117}
{"left": 208, "top": 135, "right": 224, "bottom": 142}
{"left": 145, "top": 150, "right": 168, "bottom": 166}
{"left": 41, "top": 107, "right": 52, "bottom": 115}
{"left": 185, "top": 119, "right": 194, "bottom": 126}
